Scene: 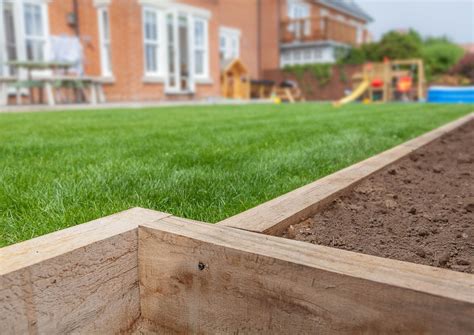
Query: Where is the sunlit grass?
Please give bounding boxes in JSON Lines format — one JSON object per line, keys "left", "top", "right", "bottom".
{"left": 0, "top": 102, "right": 472, "bottom": 246}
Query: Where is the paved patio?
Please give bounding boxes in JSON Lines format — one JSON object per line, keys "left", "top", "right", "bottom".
{"left": 0, "top": 98, "right": 272, "bottom": 114}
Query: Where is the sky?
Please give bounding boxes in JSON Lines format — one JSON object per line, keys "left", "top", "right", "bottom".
{"left": 357, "top": 0, "right": 474, "bottom": 44}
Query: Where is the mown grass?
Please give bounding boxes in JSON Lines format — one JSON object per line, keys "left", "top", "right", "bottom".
{"left": 0, "top": 102, "right": 472, "bottom": 246}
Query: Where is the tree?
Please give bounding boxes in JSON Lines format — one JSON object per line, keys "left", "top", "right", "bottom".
{"left": 336, "top": 29, "right": 465, "bottom": 82}
{"left": 421, "top": 39, "right": 464, "bottom": 79}
{"left": 376, "top": 30, "right": 422, "bottom": 60}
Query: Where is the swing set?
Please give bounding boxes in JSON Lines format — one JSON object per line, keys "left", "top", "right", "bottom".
{"left": 335, "top": 58, "right": 425, "bottom": 106}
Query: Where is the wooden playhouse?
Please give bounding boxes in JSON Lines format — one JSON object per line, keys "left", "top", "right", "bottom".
{"left": 220, "top": 58, "right": 250, "bottom": 100}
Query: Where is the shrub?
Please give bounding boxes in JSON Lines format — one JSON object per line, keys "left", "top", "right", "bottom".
{"left": 450, "top": 53, "right": 474, "bottom": 84}
{"left": 283, "top": 64, "right": 333, "bottom": 87}
{"left": 338, "top": 47, "right": 366, "bottom": 65}
{"left": 422, "top": 41, "right": 465, "bottom": 80}
{"left": 338, "top": 30, "right": 422, "bottom": 64}
{"left": 309, "top": 64, "right": 332, "bottom": 86}
{"left": 283, "top": 64, "right": 306, "bottom": 80}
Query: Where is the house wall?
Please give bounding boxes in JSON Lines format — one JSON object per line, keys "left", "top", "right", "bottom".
{"left": 218, "top": 0, "right": 259, "bottom": 79}
{"left": 4, "top": 0, "right": 371, "bottom": 103}
{"left": 259, "top": 0, "right": 281, "bottom": 75}
{"left": 264, "top": 64, "right": 362, "bottom": 101}
{"left": 281, "top": 0, "right": 367, "bottom": 46}
{"left": 45, "top": 0, "right": 274, "bottom": 102}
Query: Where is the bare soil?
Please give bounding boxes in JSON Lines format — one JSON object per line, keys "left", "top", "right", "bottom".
{"left": 282, "top": 121, "right": 474, "bottom": 273}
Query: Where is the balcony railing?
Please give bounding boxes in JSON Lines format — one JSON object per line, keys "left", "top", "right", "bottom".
{"left": 280, "top": 17, "right": 358, "bottom": 46}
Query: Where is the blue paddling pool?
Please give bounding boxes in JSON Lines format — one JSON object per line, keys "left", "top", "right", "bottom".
{"left": 427, "top": 86, "right": 474, "bottom": 103}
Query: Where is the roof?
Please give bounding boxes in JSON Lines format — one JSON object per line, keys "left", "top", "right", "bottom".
{"left": 317, "top": 0, "right": 373, "bottom": 23}
{"left": 220, "top": 58, "right": 248, "bottom": 74}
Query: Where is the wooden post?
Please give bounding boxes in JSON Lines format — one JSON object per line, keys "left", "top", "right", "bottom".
{"left": 16, "top": 87, "right": 21, "bottom": 105}
{"left": 0, "top": 81, "right": 7, "bottom": 106}
{"left": 418, "top": 59, "right": 425, "bottom": 101}
{"left": 90, "top": 83, "right": 98, "bottom": 105}
{"left": 97, "top": 83, "right": 106, "bottom": 103}
{"left": 44, "top": 81, "right": 55, "bottom": 106}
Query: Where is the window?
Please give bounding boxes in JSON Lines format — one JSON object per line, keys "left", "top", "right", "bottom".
{"left": 98, "top": 7, "right": 112, "bottom": 76}
{"left": 140, "top": 4, "right": 210, "bottom": 90}
{"left": 24, "top": 3, "right": 46, "bottom": 61}
{"left": 1, "top": 0, "right": 49, "bottom": 76}
{"left": 143, "top": 8, "right": 163, "bottom": 76}
{"left": 294, "top": 49, "right": 301, "bottom": 63}
{"left": 219, "top": 27, "right": 240, "bottom": 62}
{"left": 320, "top": 9, "right": 329, "bottom": 30}
{"left": 312, "top": 48, "right": 322, "bottom": 59}
{"left": 287, "top": 2, "right": 310, "bottom": 37}
{"left": 2, "top": 2, "right": 18, "bottom": 75}
{"left": 280, "top": 47, "right": 325, "bottom": 67}
{"left": 193, "top": 17, "right": 208, "bottom": 78}
{"left": 288, "top": 2, "right": 310, "bottom": 19}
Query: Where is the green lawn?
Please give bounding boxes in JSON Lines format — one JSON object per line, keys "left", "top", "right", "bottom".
{"left": 0, "top": 103, "right": 472, "bottom": 246}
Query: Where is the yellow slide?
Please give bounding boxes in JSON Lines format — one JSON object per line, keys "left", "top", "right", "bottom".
{"left": 333, "top": 79, "right": 369, "bottom": 107}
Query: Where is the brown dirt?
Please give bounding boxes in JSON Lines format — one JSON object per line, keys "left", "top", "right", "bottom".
{"left": 282, "top": 120, "right": 474, "bottom": 273}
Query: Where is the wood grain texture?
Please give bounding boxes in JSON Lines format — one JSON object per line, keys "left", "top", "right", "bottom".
{"left": 0, "top": 207, "right": 170, "bottom": 334}
{"left": 139, "top": 217, "right": 474, "bottom": 334}
{"left": 218, "top": 113, "right": 474, "bottom": 235}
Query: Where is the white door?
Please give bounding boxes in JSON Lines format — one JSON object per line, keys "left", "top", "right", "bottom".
{"left": 165, "top": 10, "right": 194, "bottom": 93}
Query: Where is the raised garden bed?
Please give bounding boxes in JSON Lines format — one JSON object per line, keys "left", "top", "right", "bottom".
{"left": 282, "top": 120, "right": 473, "bottom": 273}
{"left": 1, "top": 114, "right": 473, "bottom": 334}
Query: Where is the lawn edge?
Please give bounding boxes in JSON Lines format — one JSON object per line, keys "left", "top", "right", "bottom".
{"left": 217, "top": 112, "right": 474, "bottom": 235}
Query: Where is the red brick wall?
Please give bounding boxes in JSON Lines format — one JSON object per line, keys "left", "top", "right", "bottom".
{"left": 259, "top": 0, "right": 281, "bottom": 75}
{"left": 264, "top": 64, "right": 362, "bottom": 101}
{"left": 218, "top": 0, "right": 259, "bottom": 78}
{"left": 44, "top": 0, "right": 367, "bottom": 102}
{"left": 46, "top": 0, "right": 265, "bottom": 102}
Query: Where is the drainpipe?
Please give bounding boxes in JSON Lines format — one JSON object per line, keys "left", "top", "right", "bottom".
{"left": 72, "top": 0, "right": 83, "bottom": 101}
{"left": 277, "top": 0, "right": 281, "bottom": 70}
{"left": 257, "top": 0, "right": 262, "bottom": 78}
{"left": 72, "top": 0, "right": 80, "bottom": 36}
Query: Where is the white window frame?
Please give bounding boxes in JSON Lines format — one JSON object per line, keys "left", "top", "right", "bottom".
{"left": 192, "top": 16, "right": 209, "bottom": 81}
{"left": 0, "top": 1, "right": 8, "bottom": 76}
{"left": 142, "top": 6, "right": 166, "bottom": 78}
{"left": 97, "top": 6, "right": 112, "bottom": 77}
{"left": 280, "top": 47, "right": 325, "bottom": 67}
{"left": 139, "top": 1, "right": 211, "bottom": 89}
{"left": 1, "top": 0, "right": 50, "bottom": 74}
{"left": 219, "top": 27, "right": 241, "bottom": 61}
{"left": 1, "top": 0, "right": 51, "bottom": 89}
{"left": 23, "top": 1, "right": 48, "bottom": 62}
{"left": 288, "top": 1, "right": 310, "bottom": 19}
{"left": 287, "top": 1, "right": 310, "bottom": 37}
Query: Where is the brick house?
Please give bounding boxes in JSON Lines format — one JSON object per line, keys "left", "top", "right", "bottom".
{"left": 0, "top": 0, "right": 371, "bottom": 102}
